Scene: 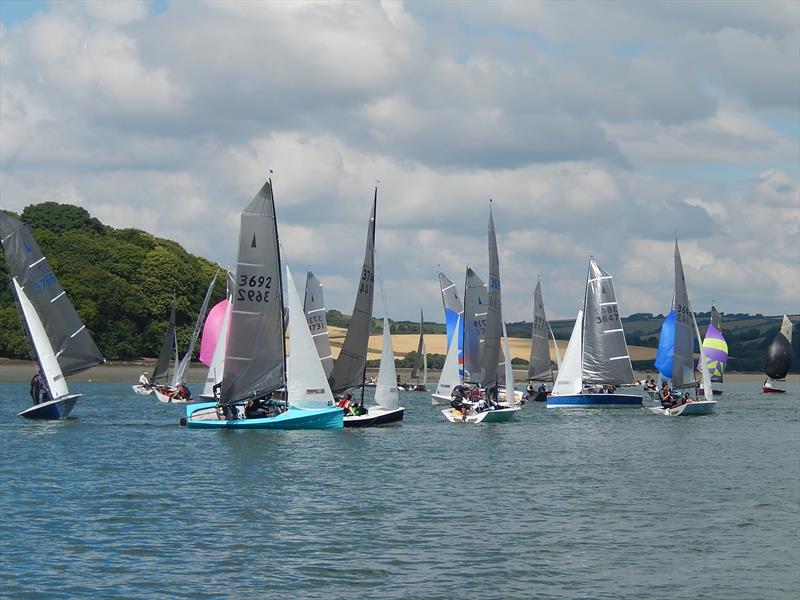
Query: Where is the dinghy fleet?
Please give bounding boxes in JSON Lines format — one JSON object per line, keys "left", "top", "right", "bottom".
{"left": 1, "top": 179, "right": 795, "bottom": 426}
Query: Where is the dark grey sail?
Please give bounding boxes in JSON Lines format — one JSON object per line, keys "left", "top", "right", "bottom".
{"left": 304, "top": 270, "right": 334, "bottom": 378}
{"left": 671, "top": 241, "right": 695, "bottom": 388}
{"left": 710, "top": 306, "right": 721, "bottom": 330}
{"left": 328, "top": 189, "right": 376, "bottom": 394}
{"left": 764, "top": 315, "right": 794, "bottom": 380}
{"left": 152, "top": 301, "right": 176, "bottom": 384}
{"left": 528, "top": 280, "right": 554, "bottom": 381}
{"left": 0, "top": 213, "right": 104, "bottom": 376}
{"left": 463, "top": 267, "right": 487, "bottom": 383}
{"left": 581, "top": 259, "right": 635, "bottom": 385}
{"left": 479, "top": 204, "right": 502, "bottom": 390}
{"left": 220, "top": 179, "right": 285, "bottom": 405}
{"left": 411, "top": 309, "right": 424, "bottom": 380}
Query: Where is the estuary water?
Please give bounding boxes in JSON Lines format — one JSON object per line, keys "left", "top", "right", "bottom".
{"left": 1, "top": 381, "right": 798, "bottom": 599}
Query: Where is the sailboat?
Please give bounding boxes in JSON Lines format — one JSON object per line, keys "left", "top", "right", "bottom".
{"left": 648, "top": 240, "right": 716, "bottom": 415}
{"left": 442, "top": 202, "right": 520, "bottom": 423}
{"left": 408, "top": 309, "right": 428, "bottom": 391}
{"left": 698, "top": 305, "right": 727, "bottom": 396}
{"left": 343, "top": 279, "right": 405, "bottom": 427}
{"left": 762, "top": 315, "right": 794, "bottom": 393}
{"left": 0, "top": 213, "right": 105, "bottom": 419}
{"left": 198, "top": 293, "right": 232, "bottom": 400}
{"left": 153, "top": 273, "right": 218, "bottom": 403}
{"left": 327, "top": 189, "right": 376, "bottom": 402}
{"left": 304, "top": 270, "right": 334, "bottom": 378}
{"left": 526, "top": 280, "right": 561, "bottom": 402}
{"left": 183, "top": 178, "right": 342, "bottom": 429}
{"left": 548, "top": 258, "right": 642, "bottom": 408}
{"left": 431, "top": 271, "right": 465, "bottom": 404}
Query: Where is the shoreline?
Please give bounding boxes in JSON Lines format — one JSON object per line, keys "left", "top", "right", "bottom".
{"left": 1, "top": 359, "right": 796, "bottom": 384}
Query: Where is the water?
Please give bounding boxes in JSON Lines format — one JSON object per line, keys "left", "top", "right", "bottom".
{"left": 1, "top": 382, "right": 798, "bottom": 599}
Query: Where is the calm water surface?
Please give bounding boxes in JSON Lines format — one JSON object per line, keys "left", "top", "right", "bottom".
{"left": 1, "top": 382, "right": 798, "bottom": 599}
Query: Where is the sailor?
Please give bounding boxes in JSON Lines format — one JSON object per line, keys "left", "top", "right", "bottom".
{"left": 139, "top": 372, "right": 151, "bottom": 389}
{"left": 525, "top": 382, "right": 535, "bottom": 400}
{"left": 245, "top": 396, "right": 271, "bottom": 419}
{"left": 30, "top": 372, "right": 43, "bottom": 405}
{"left": 659, "top": 381, "right": 676, "bottom": 408}
{"left": 486, "top": 386, "right": 500, "bottom": 409}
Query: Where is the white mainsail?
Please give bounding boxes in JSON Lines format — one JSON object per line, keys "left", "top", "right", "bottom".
{"left": 436, "top": 315, "right": 462, "bottom": 397}
{"left": 286, "top": 265, "right": 335, "bottom": 410}
{"left": 502, "top": 321, "right": 514, "bottom": 394}
{"left": 14, "top": 279, "right": 69, "bottom": 399}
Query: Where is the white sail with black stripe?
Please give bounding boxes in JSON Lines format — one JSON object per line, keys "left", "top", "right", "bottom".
{"left": 581, "top": 259, "right": 635, "bottom": 386}
{"left": 219, "top": 179, "right": 285, "bottom": 405}
{"left": 304, "top": 270, "right": 334, "bottom": 378}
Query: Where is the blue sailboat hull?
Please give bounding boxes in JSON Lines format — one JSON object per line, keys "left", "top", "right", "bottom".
{"left": 184, "top": 402, "right": 343, "bottom": 429}
{"left": 547, "top": 393, "right": 643, "bottom": 408}
{"left": 18, "top": 394, "right": 81, "bottom": 419}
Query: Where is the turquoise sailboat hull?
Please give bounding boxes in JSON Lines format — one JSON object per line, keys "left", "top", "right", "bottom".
{"left": 184, "top": 402, "right": 343, "bottom": 430}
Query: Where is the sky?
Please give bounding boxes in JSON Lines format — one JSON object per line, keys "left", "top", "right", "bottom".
{"left": 1, "top": 0, "right": 798, "bottom": 322}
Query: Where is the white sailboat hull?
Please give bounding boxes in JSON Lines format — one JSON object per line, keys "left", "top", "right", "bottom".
{"left": 647, "top": 400, "right": 717, "bottom": 416}
{"left": 132, "top": 384, "right": 153, "bottom": 396}
{"left": 441, "top": 405, "right": 520, "bottom": 423}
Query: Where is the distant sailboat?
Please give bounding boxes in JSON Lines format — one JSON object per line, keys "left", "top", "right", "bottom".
{"left": 699, "top": 305, "right": 727, "bottom": 396}
{"left": 526, "top": 280, "right": 560, "bottom": 402}
{"left": 183, "top": 178, "right": 342, "bottom": 429}
{"left": 304, "top": 270, "right": 334, "bottom": 378}
{"left": 649, "top": 240, "right": 716, "bottom": 415}
{"left": 198, "top": 294, "right": 233, "bottom": 401}
{"left": 409, "top": 309, "right": 428, "bottom": 391}
{"left": 548, "top": 258, "right": 642, "bottom": 408}
{"left": 762, "top": 315, "right": 794, "bottom": 393}
{"left": 0, "top": 213, "right": 105, "bottom": 419}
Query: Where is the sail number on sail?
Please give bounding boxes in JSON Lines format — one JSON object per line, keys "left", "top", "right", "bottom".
{"left": 595, "top": 305, "right": 619, "bottom": 324}
{"left": 237, "top": 273, "right": 272, "bottom": 303}
{"left": 27, "top": 267, "right": 57, "bottom": 294}
{"left": 359, "top": 267, "right": 373, "bottom": 295}
{"left": 675, "top": 303, "right": 690, "bottom": 324}
{"left": 307, "top": 314, "right": 325, "bottom": 332}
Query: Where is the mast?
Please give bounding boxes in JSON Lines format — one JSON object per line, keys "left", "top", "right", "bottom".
{"left": 271, "top": 177, "right": 288, "bottom": 389}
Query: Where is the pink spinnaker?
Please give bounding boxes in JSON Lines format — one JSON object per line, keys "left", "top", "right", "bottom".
{"left": 200, "top": 299, "right": 231, "bottom": 366}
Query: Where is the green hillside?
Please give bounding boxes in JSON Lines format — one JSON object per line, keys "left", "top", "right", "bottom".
{"left": 0, "top": 203, "right": 225, "bottom": 361}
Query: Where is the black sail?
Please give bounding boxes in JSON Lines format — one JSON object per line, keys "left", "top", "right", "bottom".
{"left": 328, "top": 189, "right": 376, "bottom": 394}
{"left": 220, "top": 180, "right": 285, "bottom": 405}
{"left": 764, "top": 331, "right": 793, "bottom": 380}
{"left": 152, "top": 301, "right": 176, "bottom": 384}
{"left": 411, "top": 309, "right": 424, "bottom": 379}
{"left": 0, "top": 213, "right": 104, "bottom": 376}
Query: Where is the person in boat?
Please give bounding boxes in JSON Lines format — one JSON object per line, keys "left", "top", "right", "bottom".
{"left": 450, "top": 384, "right": 471, "bottom": 413}
{"left": 245, "top": 395, "right": 273, "bottom": 419}
{"left": 175, "top": 383, "right": 191, "bottom": 401}
{"left": 525, "top": 382, "right": 536, "bottom": 401}
{"left": 486, "top": 386, "right": 500, "bottom": 409}
{"left": 336, "top": 393, "right": 355, "bottom": 415}
{"left": 644, "top": 377, "right": 657, "bottom": 392}
{"left": 139, "top": 372, "right": 152, "bottom": 389}
{"left": 659, "top": 381, "right": 676, "bottom": 408}
{"left": 30, "top": 372, "right": 43, "bottom": 405}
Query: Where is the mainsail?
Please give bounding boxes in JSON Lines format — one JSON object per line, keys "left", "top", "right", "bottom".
{"left": 702, "top": 305, "right": 728, "bottom": 382}
{"left": 173, "top": 272, "right": 218, "bottom": 386}
{"left": 152, "top": 301, "right": 177, "bottom": 384}
{"left": 764, "top": 315, "right": 794, "bottom": 380}
{"left": 581, "top": 259, "right": 635, "bottom": 385}
{"left": 439, "top": 271, "right": 464, "bottom": 353}
{"left": 411, "top": 309, "right": 425, "bottom": 380}
{"left": 463, "top": 267, "right": 487, "bottom": 383}
{"left": 671, "top": 241, "right": 696, "bottom": 389}
{"left": 479, "top": 204, "right": 502, "bottom": 389}
{"left": 304, "top": 270, "right": 334, "bottom": 377}
{"left": 436, "top": 315, "right": 462, "bottom": 396}
{"left": 220, "top": 179, "right": 285, "bottom": 405}
{"left": 0, "top": 213, "right": 104, "bottom": 377}
{"left": 328, "top": 189, "right": 376, "bottom": 394}
{"left": 528, "top": 280, "right": 554, "bottom": 382}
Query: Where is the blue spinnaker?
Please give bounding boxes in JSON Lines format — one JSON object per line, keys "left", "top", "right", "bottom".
{"left": 654, "top": 309, "right": 676, "bottom": 378}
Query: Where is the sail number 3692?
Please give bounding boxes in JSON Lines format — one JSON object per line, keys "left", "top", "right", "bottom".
{"left": 237, "top": 274, "right": 272, "bottom": 302}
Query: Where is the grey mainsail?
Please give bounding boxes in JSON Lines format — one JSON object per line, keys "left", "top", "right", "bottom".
{"left": 304, "top": 270, "right": 334, "bottom": 378}
{"left": 220, "top": 179, "right": 285, "bottom": 405}
{"left": 411, "top": 309, "right": 424, "bottom": 380}
{"left": 581, "top": 259, "right": 635, "bottom": 385}
{"left": 672, "top": 241, "right": 695, "bottom": 389}
{"left": 528, "top": 280, "right": 554, "bottom": 381}
{"left": 328, "top": 189, "right": 376, "bottom": 394}
{"left": 479, "top": 204, "right": 502, "bottom": 390}
{"left": 152, "top": 300, "right": 176, "bottom": 384}
{"left": 463, "top": 267, "right": 487, "bottom": 383}
{"left": 0, "top": 213, "right": 104, "bottom": 377}
{"left": 710, "top": 306, "right": 721, "bottom": 330}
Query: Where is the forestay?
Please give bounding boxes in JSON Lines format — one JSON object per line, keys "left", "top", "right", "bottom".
{"left": 304, "top": 270, "right": 334, "bottom": 378}
{"left": 328, "top": 189, "right": 376, "bottom": 394}
{"left": 581, "top": 259, "right": 635, "bottom": 386}
{"left": 220, "top": 179, "right": 285, "bottom": 405}
{"left": 0, "top": 214, "right": 104, "bottom": 377}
